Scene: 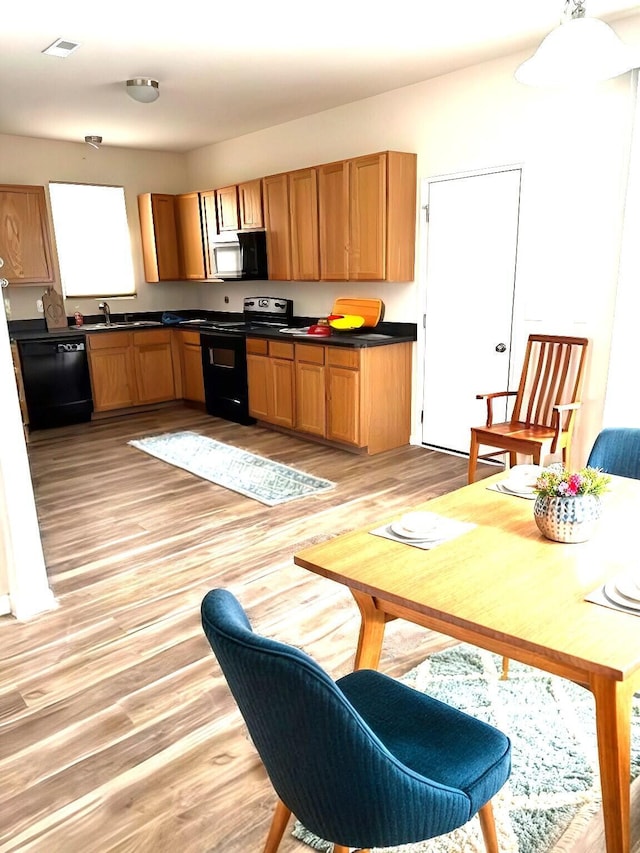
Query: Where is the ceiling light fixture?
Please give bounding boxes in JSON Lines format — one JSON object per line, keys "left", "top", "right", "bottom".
{"left": 515, "top": 0, "right": 637, "bottom": 87}
{"left": 126, "top": 78, "right": 160, "bottom": 103}
{"left": 84, "top": 135, "right": 102, "bottom": 149}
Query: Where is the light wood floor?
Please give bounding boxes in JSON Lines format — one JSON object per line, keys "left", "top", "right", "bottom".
{"left": 1, "top": 405, "right": 637, "bottom": 852}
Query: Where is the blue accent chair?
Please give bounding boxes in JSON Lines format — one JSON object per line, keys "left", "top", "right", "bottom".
{"left": 587, "top": 428, "right": 640, "bottom": 479}
{"left": 201, "top": 589, "right": 512, "bottom": 853}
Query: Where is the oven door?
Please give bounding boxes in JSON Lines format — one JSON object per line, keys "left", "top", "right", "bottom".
{"left": 200, "top": 333, "right": 255, "bottom": 426}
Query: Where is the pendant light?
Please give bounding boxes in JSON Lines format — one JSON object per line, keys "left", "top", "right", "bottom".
{"left": 515, "top": 0, "right": 637, "bottom": 87}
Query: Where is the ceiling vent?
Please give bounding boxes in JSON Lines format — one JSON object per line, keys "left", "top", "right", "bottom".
{"left": 42, "top": 39, "right": 81, "bottom": 58}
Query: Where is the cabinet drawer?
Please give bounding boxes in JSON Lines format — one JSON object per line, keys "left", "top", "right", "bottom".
{"left": 247, "top": 337, "right": 268, "bottom": 355}
{"left": 295, "top": 343, "right": 325, "bottom": 365}
{"left": 177, "top": 330, "right": 201, "bottom": 346}
{"left": 268, "top": 341, "right": 294, "bottom": 360}
{"left": 87, "top": 331, "right": 132, "bottom": 350}
{"left": 327, "top": 348, "right": 360, "bottom": 369}
{"left": 132, "top": 329, "right": 172, "bottom": 345}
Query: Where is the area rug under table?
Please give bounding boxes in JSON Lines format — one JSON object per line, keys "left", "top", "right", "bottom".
{"left": 293, "top": 643, "right": 640, "bottom": 853}
{"left": 128, "top": 430, "right": 335, "bottom": 506}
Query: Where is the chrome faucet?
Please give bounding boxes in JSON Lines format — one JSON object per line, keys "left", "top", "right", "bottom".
{"left": 98, "top": 301, "right": 111, "bottom": 325}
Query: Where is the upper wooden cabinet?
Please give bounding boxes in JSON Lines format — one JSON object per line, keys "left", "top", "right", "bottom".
{"left": 0, "top": 184, "right": 55, "bottom": 285}
{"left": 174, "top": 190, "right": 218, "bottom": 281}
{"left": 289, "top": 168, "right": 319, "bottom": 281}
{"left": 215, "top": 185, "right": 240, "bottom": 231}
{"left": 138, "top": 193, "right": 182, "bottom": 282}
{"left": 238, "top": 180, "right": 264, "bottom": 229}
{"left": 319, "top": 151, "right": 417, "bottom": 282}
{"left": 262, "top": 173, "right": 292, "bottom": 281}
{"left": 216, "top": 180, "right": 264, "bottom": 232}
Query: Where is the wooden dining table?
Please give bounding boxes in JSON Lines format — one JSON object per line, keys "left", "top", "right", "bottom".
{"left": 293, "top": 472, "right": 640, "bottom": 853}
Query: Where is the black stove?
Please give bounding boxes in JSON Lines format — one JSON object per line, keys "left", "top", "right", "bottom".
{"left": 200, "top": 296, "right": 293, "bottom": 332}
{"left": 198, "top": 296, "right": 293, "bottom": 426}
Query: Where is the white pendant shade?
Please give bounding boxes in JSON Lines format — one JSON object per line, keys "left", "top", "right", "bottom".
{"left": 515, "top": 16, "right": 637, "bottom": 87}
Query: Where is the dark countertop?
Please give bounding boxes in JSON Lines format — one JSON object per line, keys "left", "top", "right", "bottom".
{"left": 8, "top": 311, "right": 417, "bottom": 348}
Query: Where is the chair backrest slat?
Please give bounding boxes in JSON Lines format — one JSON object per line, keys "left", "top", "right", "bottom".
{"left": 512, "top": 335, "right": 588, "bottom": 428}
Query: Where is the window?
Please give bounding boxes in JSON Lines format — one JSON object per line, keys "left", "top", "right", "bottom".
{"left": 48, "top": 182, "right": 135, "bottom": 298}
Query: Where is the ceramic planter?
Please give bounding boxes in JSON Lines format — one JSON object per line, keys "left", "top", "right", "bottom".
{"left": 533, "top": 494, "right": 603, "bottom": 543}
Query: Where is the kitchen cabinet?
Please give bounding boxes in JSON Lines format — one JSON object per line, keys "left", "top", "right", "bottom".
{"left": 138, "top": 193, "right": 182, "bottom": 282}
{"left": 246, "top": 338, "right": 295, "bottom": 428}
{"left": 248, "top": 337, "right": 412, "bottom": 454}
{"left": 175, "top": 190, "right": 220, "bottom": 281}
{"left": 87, "top": 329, "right": 176, "bottom": 412}
{"left": 10, "top": 342, "right": 29, "bottom": 433}
{"left": 318, "top": 151, "right": 417, "bottom": 282}
{"left": 295, "top": 344, "right": 326, "bottom": 436}
{"left": 133, "top": 329, "right": 176, "bottom": 404}
{"left": 238, "top": 180, "right": 264, "bottom": 229}
{"left": 175, "top": 329, "right": 205, "bottom": 403}
{"left": 289, "top": 168, "right": 319, "bottom": 281}
{"left": 215, "top": 185, "right": 240, "bottom": 231}
{"left": 262, "top": 173, "right": 292, "bottom": 281}
{"left": 0, "top": 184, "right": 55, "bottom": 285}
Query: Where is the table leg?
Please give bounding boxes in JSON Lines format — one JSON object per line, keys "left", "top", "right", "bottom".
{"left": 590, "top": 674, "right": 634, "bottom": 853}
{"left": 350, "top": 589, "right": 387, "bottom": 670}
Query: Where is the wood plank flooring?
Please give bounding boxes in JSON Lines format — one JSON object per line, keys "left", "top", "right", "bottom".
{"left": 0, "top": 405, "right": 636, "bottom": 852}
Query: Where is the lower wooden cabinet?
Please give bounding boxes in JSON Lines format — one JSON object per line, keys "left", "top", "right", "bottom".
{"left": 248, "top": 338, "right": 412, "bottom": 454}
{"left": 247, "top": 338, "right": 295, "bottom": 428}
{"left": 87, "top": 329, "right": 177, "bottom": 412}
{"left": 175, "top": 330, "right": 205, "bottom": 403}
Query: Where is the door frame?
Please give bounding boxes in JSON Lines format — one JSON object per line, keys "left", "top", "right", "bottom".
{"left": 411, "top": 162, "right": 526, "bottom": 455}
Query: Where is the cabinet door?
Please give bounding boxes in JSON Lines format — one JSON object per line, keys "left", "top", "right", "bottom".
{"left": 262, "top": 174, "right": 292, "bottom": 281}
{"left": 138, "top": 193, "right": 182, "bottom": 282}
{"left": 296, "top": 361, "right": 326, "bottom": 436}
{"left": 318, "top": 162, "right": 349, "bottom": 281}
{"left": 270, "top": 358, "right": 295, "bottom": 427}
{"left": 0, "top": 185, "right": 54, "bottom": 284}
{"left": 200, "top": 191, "right": 218, "bottom": 279}
{"left": 327, "top": 366, "right": 361, "bottom": 446}
{"left": 247, "top": 353, "right": 270, "bottom": 420}
{"left": 181, "top": 341, "right": 205, "bottom": 403}
{"left": 349, "top": 153, "right": 386, "bottom": 281}
{"left": 238, "top": 180, "right": 264, "bottom": 229}
{"left": 133, "top": 332, "right": 176, "bottom": 404}
{"left": 87, "top": 334, "right": 137, "bottom": 411}
{"left": 216, "top": 186, "right": 239, "bottom": 231}
{"left": 289, "top": 168, "right": 319, "bottom": 281}
{"left": 175, "top": 192, "right": 206, "bottom": 280}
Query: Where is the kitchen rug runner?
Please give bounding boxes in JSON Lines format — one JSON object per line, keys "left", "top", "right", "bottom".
{"left": 293, "top": 643, "right": 640, "bottom": 853}
{"left": 128, "top": 430, "right": 335, "bottom": 506}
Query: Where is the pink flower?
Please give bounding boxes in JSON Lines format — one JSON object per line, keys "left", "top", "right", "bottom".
{"left": 567, "top": 473, "right": 582, "bottom": 496}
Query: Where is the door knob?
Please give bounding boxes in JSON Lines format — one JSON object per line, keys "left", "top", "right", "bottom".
{"left": 495, "top": 343, "right": 507, "bottom": 353}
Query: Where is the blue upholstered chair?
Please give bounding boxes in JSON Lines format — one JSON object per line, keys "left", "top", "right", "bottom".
{"left": 587, "top": 428, "right": 640, "bottom": 479}
{"left": 201, "top": 589, "right": 511, "bottom": 853}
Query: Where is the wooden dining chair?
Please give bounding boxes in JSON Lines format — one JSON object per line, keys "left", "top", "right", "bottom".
{"left": 201, "top": 588, "right": 511, "bottom": 853}
{"left": 468, "top": 334, "right": 590, "bottom": 483}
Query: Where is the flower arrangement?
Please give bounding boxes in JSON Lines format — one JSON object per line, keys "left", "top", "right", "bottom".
{"left": 533, "top": 466, "right": 611, "bottom": 498}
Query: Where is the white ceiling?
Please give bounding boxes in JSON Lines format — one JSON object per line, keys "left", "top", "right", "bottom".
{"left": 2, "top": 1, "right": 640, "bottom": 154}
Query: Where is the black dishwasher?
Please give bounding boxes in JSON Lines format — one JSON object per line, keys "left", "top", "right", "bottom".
{"left": 18, "top": 338, "right": 93, "bottom": 429}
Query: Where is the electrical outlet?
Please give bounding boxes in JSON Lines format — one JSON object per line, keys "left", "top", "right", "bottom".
{"left": 224, "top": 295, "right": 229, "bottom": 304}
{"left": 36, "top": 298, "right": 44, "bottom": 312}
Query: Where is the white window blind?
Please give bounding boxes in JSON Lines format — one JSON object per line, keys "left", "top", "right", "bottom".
{"left": 48, "top": 182, "right": 136, "bottom": 298}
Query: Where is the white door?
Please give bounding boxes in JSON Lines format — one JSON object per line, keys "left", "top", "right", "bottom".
{"left": 421, "top": 168, "right": 521, "bottom": 454}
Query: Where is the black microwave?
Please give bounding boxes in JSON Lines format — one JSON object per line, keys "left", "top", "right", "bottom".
{"left": 212, "top": 230, "right": 268, "bottom": 281}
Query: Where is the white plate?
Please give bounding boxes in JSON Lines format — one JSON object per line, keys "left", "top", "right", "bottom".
{"left": 499, "top": 481, "right": 537, "bottom": 498}
{"left": 391, "top": 512, "right": 442, "bottom": 540}
{"left": 603, "top": 582, "right": 640, "bottom": 612}
{"left": 613, "top": 574, "right": 640, "bottom": 603}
